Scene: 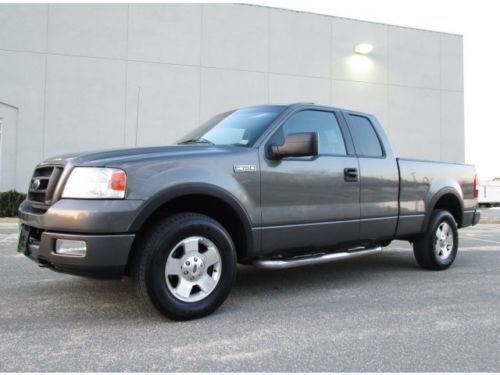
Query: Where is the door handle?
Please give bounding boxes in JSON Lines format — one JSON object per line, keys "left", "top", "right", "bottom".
{"left": 344, "top": 168, "right": 358, "bottom": 182}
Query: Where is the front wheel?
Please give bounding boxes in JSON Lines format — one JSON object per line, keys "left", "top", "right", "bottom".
{"left": 133, "top": 213, "right": 237, "bottom": 320}
{"left": 413, "top": 209, "right": 459, "bottom": 270}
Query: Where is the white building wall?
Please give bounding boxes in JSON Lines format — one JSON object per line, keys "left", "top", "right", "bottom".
{"left": 0, "top": 4, "right": 464, "bottom": 192}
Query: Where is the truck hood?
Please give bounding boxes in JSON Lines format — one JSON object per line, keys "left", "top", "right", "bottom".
{"left": 40, "top": 145, "right": 240, "bottom": 167}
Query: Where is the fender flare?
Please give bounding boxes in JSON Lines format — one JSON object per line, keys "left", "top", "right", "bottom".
{"left": 421, "top": 187, "right": 464, "bottom": 232}
{"left": 128, "top": 183, "right": 255, "bottom": 252}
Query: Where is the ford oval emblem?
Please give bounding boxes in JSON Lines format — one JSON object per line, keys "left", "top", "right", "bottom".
{"left": 31, "top": 179, "right": 41, "bottom": 191}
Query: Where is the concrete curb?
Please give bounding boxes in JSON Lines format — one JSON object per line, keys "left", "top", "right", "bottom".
{"left": 0, "top": 218, "right": 18, "bottom": 225}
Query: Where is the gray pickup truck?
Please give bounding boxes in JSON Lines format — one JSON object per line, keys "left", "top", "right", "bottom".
{"left": 18, "top": 103, "right": 480, "bottom": 320}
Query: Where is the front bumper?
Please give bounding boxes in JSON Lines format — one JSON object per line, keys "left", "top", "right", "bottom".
{"left": 19, "top": 227, "right": 135, "bottom": 278}
{"left": 462, "top": 209, "right": 481, "bottom": 227}
{"left": 18, "top": 199, "right": 140, "bottom": 278}
{"left": 18, "top": 198, "right": 144, "bottom": 233}
{"left": 472, "top": 210, "right": 481, "bottom": 226}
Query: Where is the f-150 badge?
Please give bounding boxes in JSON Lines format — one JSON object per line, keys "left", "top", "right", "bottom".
{"left": 234, "top": 164, "right": 257, "bottom": 173}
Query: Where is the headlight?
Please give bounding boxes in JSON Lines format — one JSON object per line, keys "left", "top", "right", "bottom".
{"left": 62, "top": 167, "right": 127, "bottom": 199}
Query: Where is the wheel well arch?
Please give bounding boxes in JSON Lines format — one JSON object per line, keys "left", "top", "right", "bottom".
{"left": 127, "top": 190, "right": 253, "bottom": 271}
{"left": 424, "top": 191, "right": 463, "bottom": 231}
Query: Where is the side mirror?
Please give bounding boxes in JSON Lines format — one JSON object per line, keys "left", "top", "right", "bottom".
{"left": 268, "top": 132, "right": 319, "bottom": 159}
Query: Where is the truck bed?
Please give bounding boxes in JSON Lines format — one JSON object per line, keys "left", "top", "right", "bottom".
{"left": 396, "top": 158, "right": 477, "bottom": 238}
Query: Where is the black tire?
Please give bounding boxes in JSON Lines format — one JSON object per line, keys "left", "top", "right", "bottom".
{"left": 133, "top": 213, "right": 237, "bottom": 320}
{"left": 413, "top": 209, "right": 459, "bottom": 270}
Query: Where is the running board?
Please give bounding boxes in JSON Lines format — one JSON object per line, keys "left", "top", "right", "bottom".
{"left": 252, "top": 246, "right": 382, "bottom": 270}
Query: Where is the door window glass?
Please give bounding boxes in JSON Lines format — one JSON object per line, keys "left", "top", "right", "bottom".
{"left": 283, "top": 110, "right": 347, "bottom": 156}
{"left": 348, "top": 115, "right": 383, "bottom": 157}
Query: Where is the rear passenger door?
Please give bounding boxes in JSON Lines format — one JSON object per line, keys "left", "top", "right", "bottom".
{"left": 344, "top": 113, "right": 399, "bottom": 241}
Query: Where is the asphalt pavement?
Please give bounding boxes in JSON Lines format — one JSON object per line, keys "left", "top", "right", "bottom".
{"left": 480, "top": 206, "right": 500, "bottom": 221}
{"left": 1, "top": 220, "right": 499, "bottom": 372}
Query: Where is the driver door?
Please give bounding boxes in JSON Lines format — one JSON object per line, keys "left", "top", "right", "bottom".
{"left": 259, "top": 109, "right": 361, "bottom": 255}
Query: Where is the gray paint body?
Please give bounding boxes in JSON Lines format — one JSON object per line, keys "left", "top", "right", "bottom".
{"left": 18, "top": 104, "right": 478, "bottom": 277}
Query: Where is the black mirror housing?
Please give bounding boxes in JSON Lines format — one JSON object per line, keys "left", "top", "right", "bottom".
{"left": 269, "top": 132, "right": 319, "bottom": 159}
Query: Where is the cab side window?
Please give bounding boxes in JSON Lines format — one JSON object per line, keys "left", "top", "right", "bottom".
{"left": 348, "top": 114, "right": 384, "bottom": 157}
{"left": 282, "top": 110, "right": 347, "bottom": 156}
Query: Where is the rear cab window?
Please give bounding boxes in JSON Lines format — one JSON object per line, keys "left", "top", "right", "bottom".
{"left": 347, "top": 114, "right": 384, "bottom": 158}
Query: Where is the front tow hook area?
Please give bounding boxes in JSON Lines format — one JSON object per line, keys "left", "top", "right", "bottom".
{"left": 37, "top": 258, "right": 52, "bottom": 268}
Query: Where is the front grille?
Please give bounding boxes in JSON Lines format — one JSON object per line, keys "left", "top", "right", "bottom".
{"left": 27, "top": 166, "right": 64, "bottom": 209}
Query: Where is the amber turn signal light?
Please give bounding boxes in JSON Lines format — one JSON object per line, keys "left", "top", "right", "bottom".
{"left": 111, "top": 170, "right": 127, "bottom": 192}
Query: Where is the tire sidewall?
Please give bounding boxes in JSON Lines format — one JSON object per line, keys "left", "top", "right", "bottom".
{"left": 146, "top": 216, "right": 236, "bottom": 320}
{"left": 429, "top": 211, "right": 459, "bottom": 268}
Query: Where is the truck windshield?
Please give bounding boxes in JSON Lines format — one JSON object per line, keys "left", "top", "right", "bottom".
{"left": 177, "top": 106, "right": 286, "bottom": 147}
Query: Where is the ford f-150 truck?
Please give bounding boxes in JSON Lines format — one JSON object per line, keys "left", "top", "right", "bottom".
{"left": 18, "top": 103, "right": 480, "bottom": 320}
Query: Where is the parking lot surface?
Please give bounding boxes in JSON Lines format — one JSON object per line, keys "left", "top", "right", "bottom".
{"left": 480, "top": 206, "right": 500, "bottom": 220}
{"left": 1, "top": 221, "right": 499, "bottom": 372}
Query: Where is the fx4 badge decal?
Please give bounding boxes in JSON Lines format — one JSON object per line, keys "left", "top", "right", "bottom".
{"left": 233, "top": 164, "right": 257, "bottom": 173}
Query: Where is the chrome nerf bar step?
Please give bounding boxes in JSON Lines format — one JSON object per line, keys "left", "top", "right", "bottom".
{"left": 253, "top": 246, "right": 382, "bottom": 270}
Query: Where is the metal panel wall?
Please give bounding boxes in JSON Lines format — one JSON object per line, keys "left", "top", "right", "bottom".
{"left": 0, "top": 4, "right": 465, "bottom": 191}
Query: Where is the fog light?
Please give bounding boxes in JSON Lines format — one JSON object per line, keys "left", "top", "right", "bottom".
{"left": 55, "top": 239, "right": 87, "bottom": 257}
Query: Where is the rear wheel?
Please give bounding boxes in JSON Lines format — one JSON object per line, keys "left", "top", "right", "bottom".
{"left": 413, "top": 209, "right": 458, "bottom": 270}
{"left": 133, "top": 213, "right": 237, "bottom": 320}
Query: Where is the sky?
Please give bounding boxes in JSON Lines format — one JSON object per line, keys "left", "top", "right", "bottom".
{"left": 246, "top": 0, "right": 500, "bottom": 180}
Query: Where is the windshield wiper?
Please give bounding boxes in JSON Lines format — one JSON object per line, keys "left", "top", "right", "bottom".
{"left": 178, "top": 138, "right": 214, "bottom": 145}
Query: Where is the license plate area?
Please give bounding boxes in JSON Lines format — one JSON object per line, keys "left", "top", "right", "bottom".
{"left": 17, "top": 225, "right": 42, "bottom": 255}
{"left": 17, "top": 224, "right": 30, "bottom": 254}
